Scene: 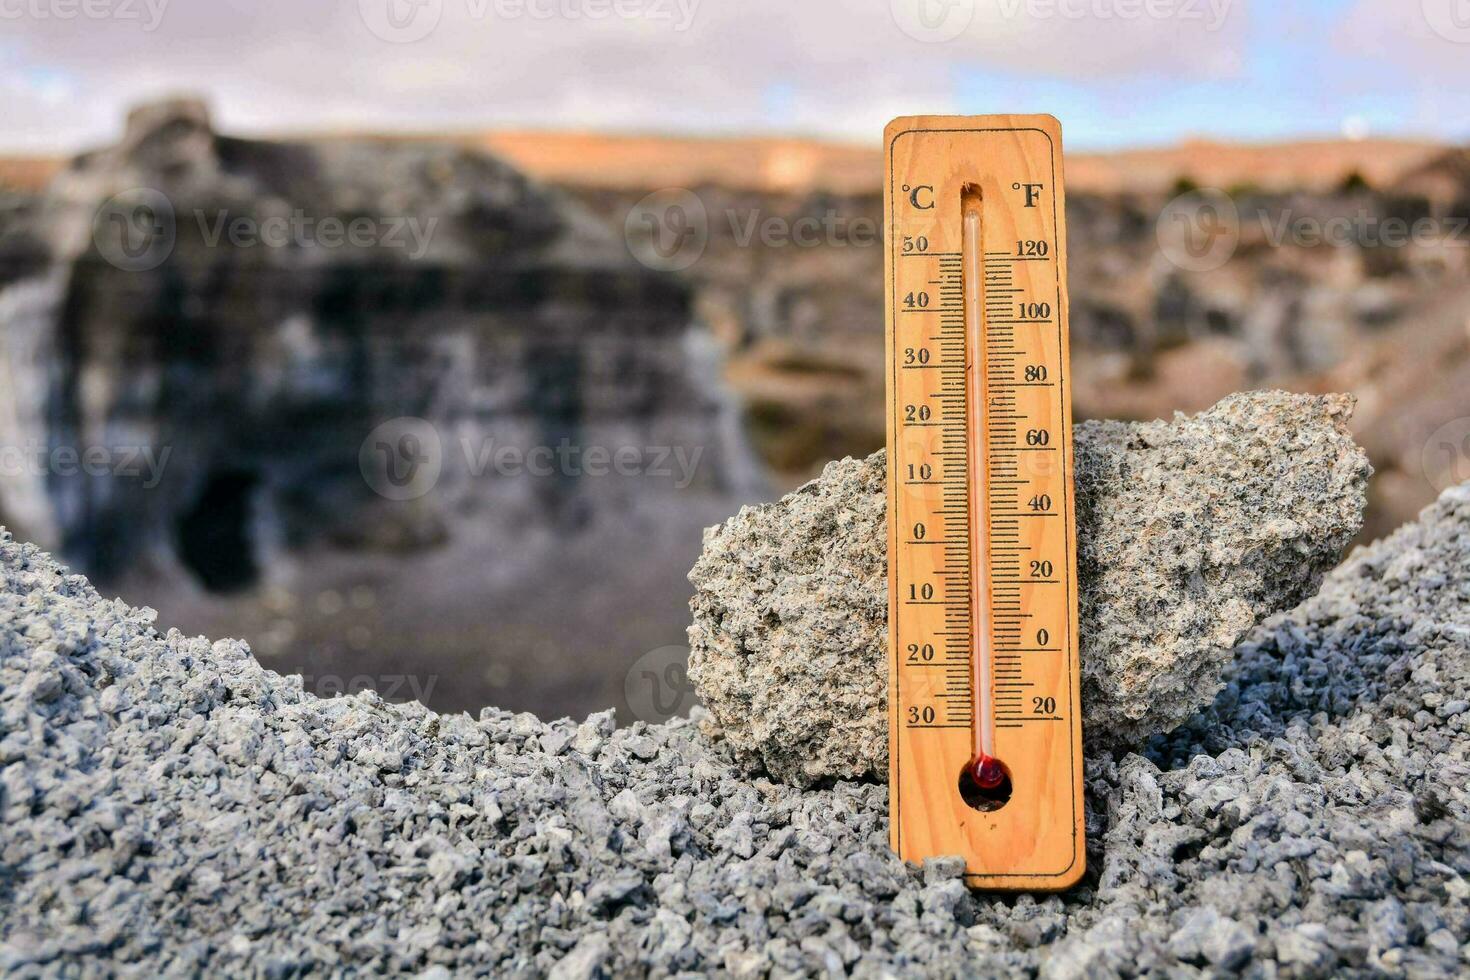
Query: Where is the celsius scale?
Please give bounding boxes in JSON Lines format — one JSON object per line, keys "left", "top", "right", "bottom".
{"left": 884, "top": 115, "right": 1084, "bottom": 891}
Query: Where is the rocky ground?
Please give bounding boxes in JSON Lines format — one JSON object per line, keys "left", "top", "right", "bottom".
{"left": 2, "top": 479, "right": 1469, "bottom": 976}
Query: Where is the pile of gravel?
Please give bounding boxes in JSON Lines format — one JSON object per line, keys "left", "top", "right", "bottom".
{"left": 3, "top": 484, "right": 1468, "bottom": 976}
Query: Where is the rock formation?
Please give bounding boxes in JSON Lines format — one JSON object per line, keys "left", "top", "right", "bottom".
{"left": 0, "top": 98, "right": 761, "bottom": 717}
{"left": 569, "top": 168, "right": 1470, "bottom": 546}
{"left": 688, "top": 392, "right": 1371, "bottom": 785}
{"left": 0, "top": 97, "right": 754, "bottom": 581}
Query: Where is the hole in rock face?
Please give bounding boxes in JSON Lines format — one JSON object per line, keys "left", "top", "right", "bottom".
{"left": 177, "top": 469, "right": 260, "bottom": 593}
{"left": 959, "top": 754, "right": 1013, "bottom": 812}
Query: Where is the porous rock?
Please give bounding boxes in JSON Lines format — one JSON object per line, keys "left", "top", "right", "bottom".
{"left": 687, "top": 391, "right": 1370, "bottom": 785}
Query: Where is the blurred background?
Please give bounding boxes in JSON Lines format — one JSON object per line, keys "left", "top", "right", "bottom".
{"left": 1, "top": 0, "right": 1467, "bottom": 722}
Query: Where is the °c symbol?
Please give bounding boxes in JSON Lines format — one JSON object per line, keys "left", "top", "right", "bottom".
{"left": 906, "top": 184, "right": 935, "bottom": 210}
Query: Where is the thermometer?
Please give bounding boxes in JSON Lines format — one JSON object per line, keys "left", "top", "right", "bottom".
{"left": 884, "top": 115, "right": 1084, "bottom": 890}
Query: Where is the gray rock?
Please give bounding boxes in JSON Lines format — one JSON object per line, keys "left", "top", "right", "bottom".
{"left": 548, "top": 935, "right": 612, "bottom": 980}
{"left": 686, "top": 451, "right": 889, "bottom": 787}
{"left": 2, "top": 479, "right": 1469, "bottom": 977}
{"left": 1169, "top": 906, "right": 1255, "bottom": 969}
{"left": 688, "top": 391, "right": 1370, "bottom": 785}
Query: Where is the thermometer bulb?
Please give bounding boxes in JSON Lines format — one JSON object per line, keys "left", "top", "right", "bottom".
{"left": 959, "top": 752, "right": 1012, "bottom": 811}
{"left": 971, "top": 754, "right": 1006, "bottom": 789}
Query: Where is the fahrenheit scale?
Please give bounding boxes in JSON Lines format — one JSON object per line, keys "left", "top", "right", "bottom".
{"left": 884, "top": 115, "right": 1084, "bottom": 890}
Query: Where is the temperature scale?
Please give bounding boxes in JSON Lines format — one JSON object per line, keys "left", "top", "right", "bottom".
{"left": 884, "top": 115, "right": 1084, "bottom": 890}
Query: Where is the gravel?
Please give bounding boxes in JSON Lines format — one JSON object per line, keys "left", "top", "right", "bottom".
{"left": 2, "top": 480, "right": 1467, "bottom": 977}
{"left": 688, "top": 392, "right": 1370, "bottom": 785}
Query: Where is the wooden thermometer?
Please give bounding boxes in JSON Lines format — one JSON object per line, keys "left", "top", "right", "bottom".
{"left": 884, "top": 115, "right": 1084, "bottom": 890}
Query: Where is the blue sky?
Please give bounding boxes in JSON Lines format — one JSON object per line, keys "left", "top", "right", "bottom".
{"left": 1, "top": 0, "right": 1465, "bottom": 153}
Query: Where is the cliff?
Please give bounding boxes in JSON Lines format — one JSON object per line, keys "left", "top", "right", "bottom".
{"left": 0, "top": 98, "right": 761, "bottom": 717}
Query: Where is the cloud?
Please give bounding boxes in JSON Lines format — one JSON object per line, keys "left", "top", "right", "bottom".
{"left": 2, "top": 0, "right": 1458, "bottom": 153}
{"left": 1336, "top": 0, "right": 1469, "bottom": 70}
{"left": 1330, "top": 0, "right": 1470, "bottom": 137}
{"left": 0, "top": 0, "right": 1257, "bottom": 151}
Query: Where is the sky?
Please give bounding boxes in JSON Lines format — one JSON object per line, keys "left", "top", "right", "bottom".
{"left": 0, "top": 0, "right": 1467, "bottom": 153}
